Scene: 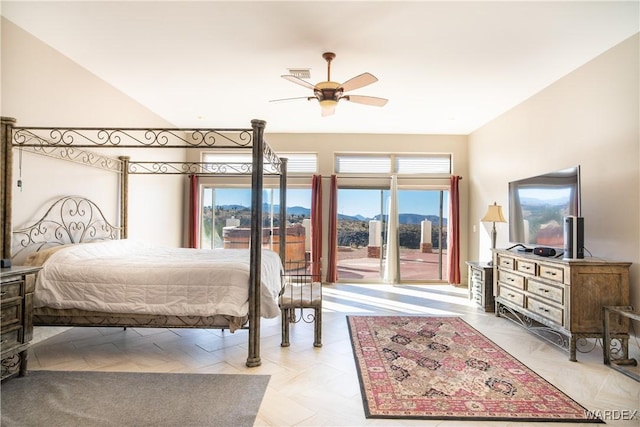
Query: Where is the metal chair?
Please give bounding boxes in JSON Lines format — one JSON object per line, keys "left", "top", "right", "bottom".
{"left": 279, "top": 260, "right": 322, "bottom": 347}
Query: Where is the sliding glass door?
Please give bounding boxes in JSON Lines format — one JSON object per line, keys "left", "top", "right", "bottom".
{"left": 199, "top": 183, "right": 448, "bottom": 282}
{"left": 336, "top": 187, "right": 449, "bottom": 282}
{"left": 336, "top": 188, "right": 387, "bottom": 280}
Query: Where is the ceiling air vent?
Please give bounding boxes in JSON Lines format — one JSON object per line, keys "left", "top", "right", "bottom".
{"left": 287, "top": 68, "right": 311, "bottom": 79}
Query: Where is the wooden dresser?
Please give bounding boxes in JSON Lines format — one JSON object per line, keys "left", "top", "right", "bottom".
{"left": 466, "top": 261, "right": 494, "bottom": 312}
{"left": 493, "top": 249, "right": 630, "bottom": 361}
{"left": 1, "top": 266, "right": 41, "bottom": 381}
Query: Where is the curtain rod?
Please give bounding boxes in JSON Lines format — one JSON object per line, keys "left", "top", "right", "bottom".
{"left": 317, "top": 175, "right": 461, "bottom": 180}
{"left": 196, "top": 174, "right": 461, "bottom": 180}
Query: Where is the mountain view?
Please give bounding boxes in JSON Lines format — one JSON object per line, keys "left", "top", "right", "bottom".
{"left": 209, "top": 204, "right": 448, "bottom": 250}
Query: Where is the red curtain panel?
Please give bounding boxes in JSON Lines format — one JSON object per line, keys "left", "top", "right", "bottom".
{"left": 447, "top": 175, "right": 461, "bottom": 284}
{"left": 311, "top": 175, "right": 323, "bottom": 279}
{"left": 325, "top": 175, "right": 338, "bottom": 283}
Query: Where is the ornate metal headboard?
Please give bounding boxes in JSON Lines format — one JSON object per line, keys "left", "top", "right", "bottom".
{"left": 12, "top": 196, "right": 121, "bottom": 264}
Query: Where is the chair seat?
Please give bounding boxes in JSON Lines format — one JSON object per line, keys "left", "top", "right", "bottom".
{"left": 279, "top": 283, "right": 322, "bottom": 307}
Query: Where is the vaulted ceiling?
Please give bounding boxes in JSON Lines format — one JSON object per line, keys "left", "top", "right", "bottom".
{"left": 2, "top": 1, "right": 638, "bottom": 134}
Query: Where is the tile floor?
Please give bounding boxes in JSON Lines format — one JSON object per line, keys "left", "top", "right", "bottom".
{"left": 27, "top": 284, "right": 640, "bottom": 426}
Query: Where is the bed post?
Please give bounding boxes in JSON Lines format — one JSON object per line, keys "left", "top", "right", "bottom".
{"left": 247, "top": 119, "right": 266, "bottom": 367}
{"left": 118, "top": 156, "right": 130, "bottom": 239}
{"left": 1, "top": 117, "right": 16, "bottom": 261}
{"left": 279, "top": 158, "right": 287, "bottom": 264}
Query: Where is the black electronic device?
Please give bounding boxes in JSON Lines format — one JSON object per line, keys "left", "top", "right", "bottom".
{"left": 1, "top": 258, "right": 12, "bottom": 268}
{"left": 533, "top": 247, "right": 556, "bottom": 257}
{"left": 563, "top": 216, "right": 584, "bottom": 259}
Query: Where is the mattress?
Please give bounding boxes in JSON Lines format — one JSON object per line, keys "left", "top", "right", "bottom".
{"left": 26, "top": 239, "right": 283, "bottom": 319}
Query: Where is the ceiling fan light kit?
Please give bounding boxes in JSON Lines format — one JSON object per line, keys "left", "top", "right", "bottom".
{"left": 273, "top": 52, "right": 388, "bottom": 116}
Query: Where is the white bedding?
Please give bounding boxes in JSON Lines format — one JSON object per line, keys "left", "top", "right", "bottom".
{"left": 29, "top": 239, "right": 283, "bottom": 319}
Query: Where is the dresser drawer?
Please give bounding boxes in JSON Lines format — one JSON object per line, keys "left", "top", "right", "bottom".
{"left": 527, "top": 280, "right": 564, "bottom": 304}
{"left": 497, "top": 270, "right": 525, "bottom": 290}
{"left": 1, "top": 302, "right": 22, "bottom": 329}
{"left": 472, "top": 293, "right": 483, "bottom": 306}
{"left": 471, "top": 268, "right": 484, "bottom": 280}
{"left": 527, "top": 297, "right": 563, "bottom": 325}
{"left": 497, "top": 256, "right": 515, "bottom": 270}
{"left": 498, "top": 285, "right": 524, "bottom": 307}
{"left": 539, "top": 264, "right": 564, "bottom": 283}
{"left": 471, "top": 280, "right": 482, "bottom": 293}
{"left": 0, "top": 327, "right": 21, "bottom": 350}
{"left": 516, "top": 259, "right": 536, "bottom": 275}
{"left": 0, "top": 281, "right": 23, "bottom": 302}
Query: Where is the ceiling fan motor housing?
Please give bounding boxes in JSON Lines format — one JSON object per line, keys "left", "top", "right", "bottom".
{"left": 314, "top": 81, "right": 342, "bottom": 101}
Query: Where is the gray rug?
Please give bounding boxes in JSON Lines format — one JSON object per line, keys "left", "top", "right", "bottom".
{"left": 1, "top": 370, "right": 270, "bottom": 427}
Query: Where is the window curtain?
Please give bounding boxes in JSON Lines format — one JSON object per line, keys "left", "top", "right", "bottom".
{"left": 383, "top": 175, "right": 400, "bottom": 284}
{"left": 311, "top": 174, "right": 322, "bottom": 280}
{"left": 188, "top": 174, "right": 199, "bottom": 249}
{"left": 325, "top": 175, "right": 338, "bottom": 283}
{"left": 447, "top": 175, "right": 461, "bottom": 284}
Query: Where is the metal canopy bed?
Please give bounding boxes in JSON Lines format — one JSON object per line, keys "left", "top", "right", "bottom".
{"left": 0, "top": 117, "right": 288, "bottom": 367}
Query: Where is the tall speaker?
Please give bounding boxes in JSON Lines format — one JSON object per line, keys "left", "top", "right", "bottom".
{"left": 563, "top": 216, "right": 584, "bottom": 259}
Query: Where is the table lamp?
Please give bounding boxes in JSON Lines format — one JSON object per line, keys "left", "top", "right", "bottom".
{"left": 481, "top": 202, "right": 507, "bottom": 250}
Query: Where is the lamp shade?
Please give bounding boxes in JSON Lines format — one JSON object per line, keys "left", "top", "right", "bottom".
{"left": 481, "top": 202, "right": 506, "bottom": 223}
{"left": 319, "top": 99, "right": 337, "bottom": 117}
{"left": 319, "top": 99, "right": 337, "bottom": 109}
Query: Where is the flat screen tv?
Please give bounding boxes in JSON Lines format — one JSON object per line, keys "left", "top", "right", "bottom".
{"left": 508, "top": 166, "right": 581, "bottom": 248}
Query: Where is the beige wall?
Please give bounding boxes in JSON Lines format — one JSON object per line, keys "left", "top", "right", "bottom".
{"left": 468, "top": 34, "right": 639, "bottom": 309}
{"left": 1, "top": 18, "right": 185, "bottom": 246}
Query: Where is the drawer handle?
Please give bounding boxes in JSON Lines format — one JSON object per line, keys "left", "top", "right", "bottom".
{"left": 538, "top": 306, "right": 550, "bottom": 313}
{"left": 508, "top": 293, "right": 516, "bottom": 298}
{"left": 546, "top": 272, "right": 557, "bottom": 276}
{"left": 0, "top": 291, "right": 6, "bottom": 296}
{"left": 522, "top": 266, "right": 531, "bottom": 270}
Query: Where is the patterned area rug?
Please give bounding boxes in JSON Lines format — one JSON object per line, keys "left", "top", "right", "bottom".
{"left": 347, "top": 315, "right": 603, "bottom": 422}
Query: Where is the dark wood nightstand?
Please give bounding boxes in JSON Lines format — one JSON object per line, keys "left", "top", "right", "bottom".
{"left": 1, "top": 265, "right": 41, "bottom": 381}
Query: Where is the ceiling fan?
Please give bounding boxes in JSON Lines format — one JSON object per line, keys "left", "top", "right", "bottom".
{"left": 272, "top": 52, "right": 388, "bottom": 117}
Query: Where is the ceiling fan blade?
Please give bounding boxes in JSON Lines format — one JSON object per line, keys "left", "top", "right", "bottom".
{"left": 281, "top": 75, "right": 316, "bottom": 90}
{"left": 269, "top": 96, "right": 313, "bottom": 103}
{"left": 340, "top": 72, "right": 378, "bottom": 92}
{"left": 344, "top": 95, "right": 388, "bottom": 107}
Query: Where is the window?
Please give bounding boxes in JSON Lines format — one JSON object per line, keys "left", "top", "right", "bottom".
{"left": 279, "top": 153, "right": 318, "bottom": 174}
{"left": 335, "top": 155, "right": 391, "bottom": 174}
{"left": 395, "top": 155, "right": 450, "bottom": 174}
{"left": 200, "top": 186, "right": 312, "bottom": 268}
{"left": 335, "top": 153, "right": 451, "bottom": 175}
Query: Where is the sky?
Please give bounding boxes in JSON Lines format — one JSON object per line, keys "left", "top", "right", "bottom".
{"left": 203, "top": 188, "right": 449, "bottom": 218}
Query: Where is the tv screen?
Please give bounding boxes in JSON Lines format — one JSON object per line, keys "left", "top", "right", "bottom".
{"left": 508, "top": 166, "right": 581, "bottom": 248}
